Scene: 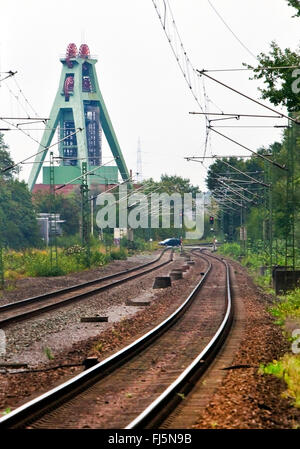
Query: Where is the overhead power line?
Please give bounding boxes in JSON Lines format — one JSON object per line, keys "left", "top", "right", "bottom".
{"left": 1, "top": 128, "right": 83, "bottom": 173}
{"left": 0, "top": 71, "right": 17, "bottom": 83}
{"left": 185, "top": 156, "right": 270, "bottom": 187}
{"left": 207, "top": 0, "right": 258, "bottom": 62}
{"left": 0, "top": 117, "right": 48, "bottom": 121}
{"left": 208, "top": 127, "right": 287, "bottom": 170}
{"left": 152, "top": 0, "right": 206, "bottom": 114}
{"left": 0, "top": 118, "right": 45, "bottom": 146}
{"left": 197, "top": 70, "right": 300, "bottom": 125}
{"left": 185, "top": 155, "right": 257, "bottom": 159}
{"left": 189, "top": 111, "right": 283, "bottom": 119}
{"left": 201, "top": 65, "right": 300, "bottom": 73}
{"left": 217, "top": 178, "right": 254, "bottom": 203}
{"left": 13, "top": 77, "right": 40, "bottom": 118}
{"left": 89, "top": 175, "right": 136, "bottom": 202}
{"left": 3, "top": 82, "right": 33, "bottom": 118}
{"left": 55, "top": 158, "right": 118, "bottom": 191}
{"left": 210, "top": 125, "right": 288, "bottom": 129}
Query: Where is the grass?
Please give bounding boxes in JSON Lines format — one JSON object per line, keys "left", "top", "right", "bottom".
{"left": 0, "top": 237, "right": 155, "bottom": 284}
{"left": 43, "top": 347, "right": 54, "bottom": 360}
{"left": 218, "top": 242, "right": 282, "bottom": 290}
{"left": 270, "top": 289, "right": 300, "bottom": 322}
{"left": 259, "top": 354, "right": 300, "bottom": 408}
{"left": 219, "top": 241, "right": 300, "bottom": 410}
{"left": 0, "top": 246, "right": 124, "bottom": 281}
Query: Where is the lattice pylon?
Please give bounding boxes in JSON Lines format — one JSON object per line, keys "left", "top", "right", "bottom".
{"left": 28, "top": 46, "right": 131, "bottom": 191}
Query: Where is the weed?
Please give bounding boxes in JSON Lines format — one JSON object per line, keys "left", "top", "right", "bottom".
{"left": 259, "top": 354, "right": 300, "bottom": 408}
{"left": 269, "top": 289, "right": 300, "bottom": 322}
{"left": 176, "top": 393, "right": 185, "bottom": 400}
{"left": 43, "top": 346, "right": 54, "bottom": 360}
{"left": 94, "top": 342, "right": 103, "bottom": 352}
{"left": 274, "top": 319, "right": 285, "bottom": 326}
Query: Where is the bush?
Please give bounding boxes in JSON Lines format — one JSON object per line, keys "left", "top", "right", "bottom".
{"left": 26, "top": 254, "right": 67, "bottom": 277}
{"left": 120, "top": 237, "right": 149, "bottom": 252}
{"left": 90, "top": 251, "right": 110, "bottom": 266}
{"left": 109, "top": 248, "right": 127, "bottom": 260}
{"left": 55, "top": 234, "right": 82, "bottom": 248}
{"left": 0, "top": 236, "right": 151, "bottom": 281}
{"left": 270, "top": 288, "right": 300, "bottom": 321}
{"left": 63, "top": 245, "right": 86, "bottom": 256}
{"left": 218, "top": 243, "right": 241, "bottom": 259}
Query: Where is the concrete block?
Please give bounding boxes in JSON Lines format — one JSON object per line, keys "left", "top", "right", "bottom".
{"left": 153, "top": 276, "right": 172, "bottom": 289}
{"left": 170, "top": 272, "right": 183, "bottom": 280}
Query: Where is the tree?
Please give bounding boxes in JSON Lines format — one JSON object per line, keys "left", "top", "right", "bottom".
{"left": 0, "top": 134, "right": 41, "bottom": 248}
{"left": 0, "top": 133, "right": 20, "bottom": 180}
{"left": 244, "top": 1, "right": 300, "bottom": 111}
{"left": 214, "top": 0, "right": 300, "bottom": 252}
{"left": 0, "top": 179, "right": 41, "bottom": 248}
{"left": 32, "top": 191, "right": 81, "bottom": 236}
{"left": 142, "top": 174, "right": 200, "bottom": 196}
{"left": 286, "top": 0, "right": 300, "bottom": 17}
{"left": 245, "top": 41, "right": 300, "bottom": 111}
{"left": 133, "top": 174, "right": 201, "bottom": 241}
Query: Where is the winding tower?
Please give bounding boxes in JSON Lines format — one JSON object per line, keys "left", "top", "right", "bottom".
{"left": 28, "top": 43, "right": 130, "bottom": 191}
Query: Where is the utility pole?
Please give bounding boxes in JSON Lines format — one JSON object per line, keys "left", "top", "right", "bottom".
{"left": 49, "top": 151, "right": 58, "bottom": 271}
{"left": 228, "top": 211, "right": 234, "bottom": 242}
{"left": 269, "top": 163, "right": 273, "bottom": 269}
{"left": 91, "top": 197, "right": 94, "bottom": 237}
{"left": 285, "top": 116, "right": 296, "bottom": 271}
{"left": 240, "top": 200, "right": 246, "bottom": 256}
{"left": 81, "top": 161, "right": 91, "bottom": 267}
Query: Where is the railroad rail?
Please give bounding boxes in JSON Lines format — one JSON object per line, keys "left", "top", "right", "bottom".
{"left": 0, "top": 248, "right": 232, "bottom": 429}
{"left": 127, "top": 249, "right": 232, "bottom": 428}
{"left": 0, "top": 248, "right": 173, "bottom": 327}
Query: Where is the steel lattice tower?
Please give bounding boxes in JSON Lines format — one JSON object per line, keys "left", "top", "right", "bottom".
{"left": 28, "top": 43, "right": 131, "bottom": 190}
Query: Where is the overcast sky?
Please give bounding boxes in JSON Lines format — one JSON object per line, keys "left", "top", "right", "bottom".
{"left": 0, "top": 0, "right": 299, "bottom": 191}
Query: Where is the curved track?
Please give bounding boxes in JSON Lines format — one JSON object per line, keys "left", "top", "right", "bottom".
{"left": 0, "top": 248, "right": 232, "bottom": 429}
{"left": 127, "top": 249, "right": 232, "bottom": 428}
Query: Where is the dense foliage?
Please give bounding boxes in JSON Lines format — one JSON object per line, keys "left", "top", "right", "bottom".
{"left": 209, "top": 15, "right": 300, "bottom": 251}
{"left": 245, "top": 41, "right": 300, "bottom": 111}
{"left": 0, "top": 134, "right": 41, "bottom": 249}
{"left": 32, "top": 190, "right": 81, "bottom": 236}
{"left": 205, "top": 134, "right": 300, "bottom": 248}
{"left": 136, "top": 174, "right": 201, "bottom": 241}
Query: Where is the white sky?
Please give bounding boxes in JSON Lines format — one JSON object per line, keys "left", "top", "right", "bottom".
{"left": 0, "top": 0, "right": 299, "bottom": 191}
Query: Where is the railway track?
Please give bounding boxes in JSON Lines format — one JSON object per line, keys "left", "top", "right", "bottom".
{"left": 0, "top": 248, "right": 173, "bottom": 327}
{"left": 127, "top": 249, "right": 232, "bottom": 429}
{"left": 0, "top": 248, "right": 232, "bottom": 429}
